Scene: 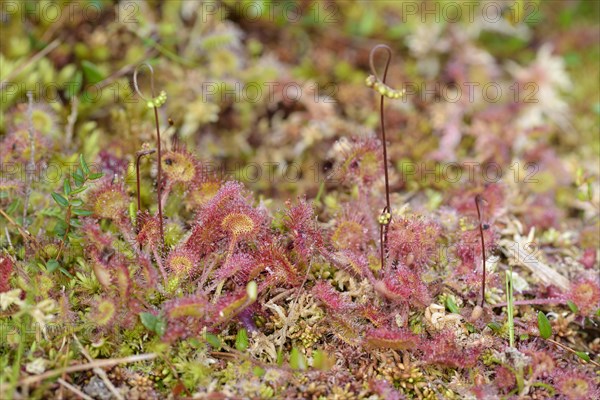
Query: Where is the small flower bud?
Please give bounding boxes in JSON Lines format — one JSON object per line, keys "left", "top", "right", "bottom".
{"left": 365, "top": 75, "right": 377, "bottom": 87}
{"left": 246, "top": 281, "right": 258, "bottom": 301}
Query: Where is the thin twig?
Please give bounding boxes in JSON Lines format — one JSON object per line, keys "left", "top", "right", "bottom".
{"left": 0, "top": 39, "right": 61, "bottom": 90}
{"left": 0, "top": 208, "right": 45, "bottom": 256}
{"left": 17, "top": 353, "right": 157, "bottom": 387}
{"left": 4, "top": 226, "right": 13, "bottom": 250}
{"left": 546, "top": 338, "right": 600, "bottom": 368}
{"left": 492, "top": 297, "right": 567, "bottom": 308}
{"left": 72, "top": 335, "right": 124, "bottom": 400}
{"left": 65, "top": 96, "right": 79, "bottom": 149}
{"left": 57, "top": 378, "right": 94, "bottom": 400}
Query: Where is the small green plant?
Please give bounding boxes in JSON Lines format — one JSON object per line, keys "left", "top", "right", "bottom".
{"left": 505, "top": 269, "right": 515, "bottom": 348}
{"left": 48, "top": 154, "right": 103, "bottom": 273}
{"left": 140, "top": 312, "right": 167, "bottom": 337}
{"left": 235, "top": 328, "right": 249, "bottom": 351}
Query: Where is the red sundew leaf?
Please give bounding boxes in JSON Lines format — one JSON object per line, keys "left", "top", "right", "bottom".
{"left": 186, "top": 181, "right": 266, "bottom": 256}
{"left": 284, "top": 198, "right": 325, "bottom": 261}
{"left": 312, "top": 281, "right": 354, "bottom": 313}
{"left": 0, "top": 256, "right": 14, "bottom": 293}
{"left": 387, "top": 216, "right": 441, "bottom": 269}
{"left": 423, "top": 330, "right": 481, "bottom": 368}
{"left": 329, "top": 316, "right": 362, "bottom": 346}
{"left": 567, "top": 278, "right": 600, "bottom": 315}
{"left": 165, "top": 246, "right": 200, "bottom": 277}
{"left": 160, "top": 148, "right": 201, "bottom": 184}
{"left": 374, "top": 266, "right": 431, "bottom": 308}
{"left": 554, "top": 370, "right": 599, "bottom": 400}
{"left": 363, "top": 327, "right": 420, "bottom": 350}
{"left": 256, "top": 243, "right": 302, "bottom": 286}
{"left": 359, "top": 305, "right": 388, "bottom": 327}
{"left": 160, "top": 295, "right": 212, "bottom": 342}
{"left": 333, "top": 249, "right": 370, "bottom": 277}
{"left": 213, "top": 252, "right": 255, "bottom": 284}
{"left": 86, "top": 179, "right": 129, "bottom": 221}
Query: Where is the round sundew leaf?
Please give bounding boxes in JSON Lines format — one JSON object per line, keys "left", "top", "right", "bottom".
{"left": 46, "top": 259, "right": 59, "bottom": 272}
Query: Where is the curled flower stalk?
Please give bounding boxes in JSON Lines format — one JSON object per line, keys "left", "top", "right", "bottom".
{"left": 134, "top": 63, "right": 167, "bottom": 251}
{"left": 367, "top": 44, "right": 405, "bottom": 273}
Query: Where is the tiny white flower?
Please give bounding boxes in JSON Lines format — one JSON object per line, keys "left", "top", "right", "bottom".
{"left": 0, "top": 289, "right": 23, "bottom": 310}
{"left": 25, "top": 358, "right": 47, "bottom": 375}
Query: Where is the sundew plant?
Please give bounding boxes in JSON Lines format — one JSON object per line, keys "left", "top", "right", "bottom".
{"left": 1, "top": 1, "right": 599, "bottom": 399}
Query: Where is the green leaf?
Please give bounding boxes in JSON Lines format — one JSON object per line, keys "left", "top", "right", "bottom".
{"left": 73, "top": 171, "right": 85, "bottom": 187}
{"left": 566, "top": 300, "right": 579, "bottom": 314}
{"left": 59, "top": 267, "right": 74, "bottom": 278}
{"left": 7, "top": 199, "right": 19, "bottom": 214}
{"left": 81, "top": 60, "right": 105, "bottom": 85}
{"left": 51, "top": 192, "right": 69, "bottom": 207}
{"left": 63, "top": 179, "right": 72, "bottom": 196}
{"left": 72, "top": 208, "right": 93, "bottom": 216}
{"left": 276, "top": 349, "right": 284, "bottom": 366}
{"left": 88, "top": 172, "right": 104, "bottom": 180}
{"left": 312, "top": 349, "right": 334, "bottom": 370}
{"left": 69, "top": 219, "right": 82, "bottom": 228}
{"left": 70, "top": 186, "right": 87, "bottom": 195}
{"left": 575, "top": 351, "right": 591, "bottom": 362}
{"left": 129, "top": 202, "right": 136, "bottom": 224}
{"left": 53, "top": 220, "right": 68, "bottom": 236}
{"left": 46, "top": 259, "right": 60, "bottom": 273}
{"left": 205, "top": 333, "right": 221, "bottom": 349}
{"left": 154, "top": 318, "right": 166, "bottom": 337}
{"left": 289, "top": 347, "right": 307, "bottom": 370}
{"left": 235, "top": 328, "right": 249, "bottom": 351}
{"left": 487, "top": 322, "right": 503, "bottom": 332}
{"left": 79, "top": 154, "right": 91, "bottom": 175}
{"left": 445, "top": 296, "right": 460, "bottom": 314}
{"left": 70, "top": 198, "right": 84, "bottom": 207}
{"left": 537, "top": 311, "right": 552, "bottom": 339}
{"left": 140, "top": 312, "right": 157, "bottom": 331}
{"left": 65, "top": 70, "right": 82, "bottom": 99}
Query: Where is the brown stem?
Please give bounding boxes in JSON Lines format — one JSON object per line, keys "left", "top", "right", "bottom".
{"left": 546, "top": 338, "right": 600, "bottom": 368}
{"left": 133, "top": 63, "right": 164, "bottom": 251}
{"left": 153, "top": 106, "right": 164, "bottom": 251}
{"left": 475, "top": 194, "right": 487, "bottom": 307}
{"left": 54, "top": 205, "right": 72, "bottom": 261}
{"left": 370, "top": 44, "right": 393, "bottom": 273}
